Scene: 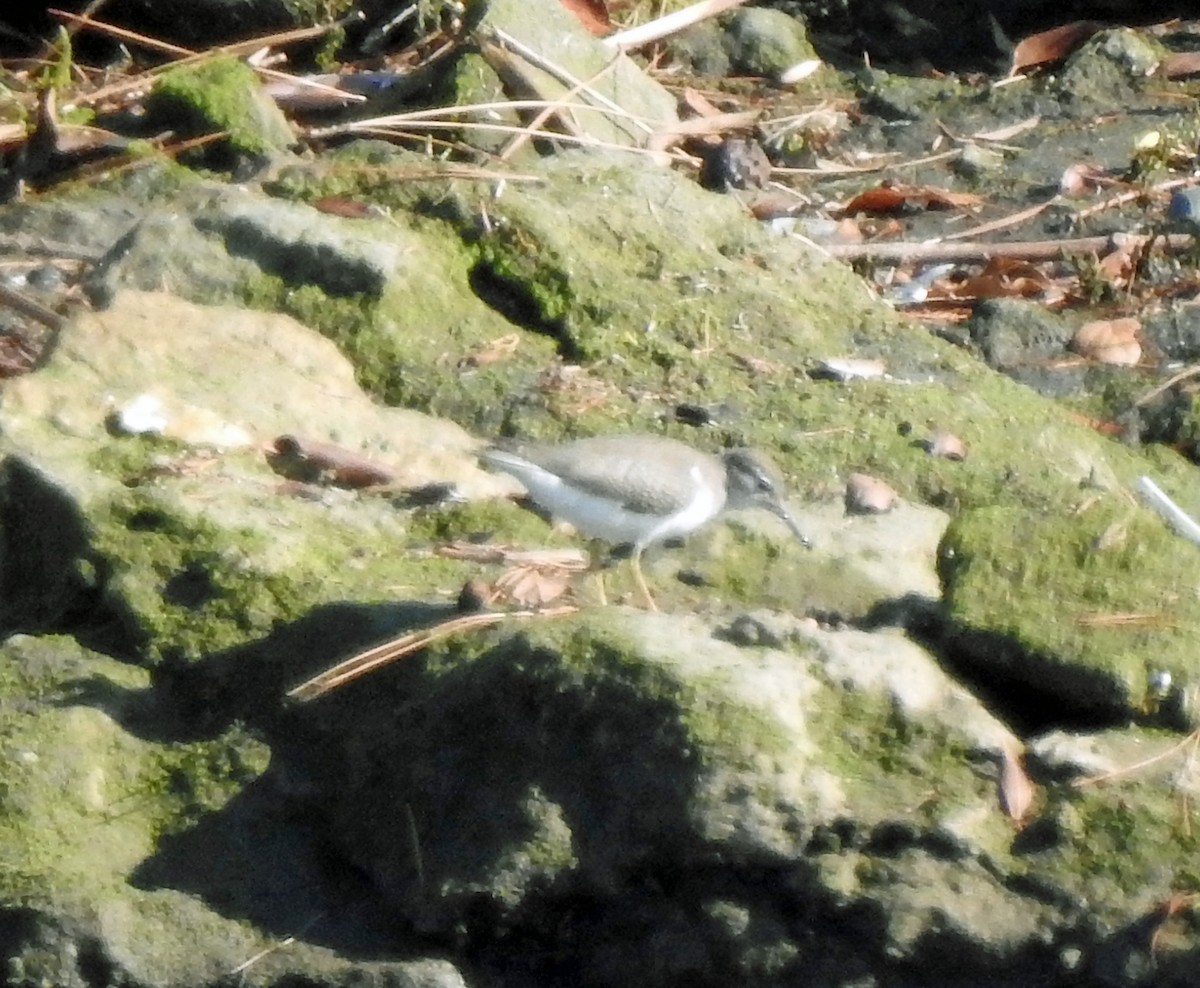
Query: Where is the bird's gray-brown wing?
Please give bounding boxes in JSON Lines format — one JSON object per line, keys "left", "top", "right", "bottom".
{"left": 521, "top": 436, "right": 718, "bottom": 517}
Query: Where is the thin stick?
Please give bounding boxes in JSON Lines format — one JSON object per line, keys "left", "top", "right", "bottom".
{"left": 1138, "top": 476, "right": 1200, "bottom": 549}
{"left": 0, "top": 282, "right": 66, "bottom": 332}
{"left": 1134, "top": 364, "right": 1200, "bottom": 408}
{"left": 306, "top": 97, "right": 655, "bottom": 138}
{"left": 52, "top": 8, "right": 190, "bottom": 56}
{"left": 940, "top": 196, "right": 1059, "bottom": 242}
{"left": 487, "top": 27, "right": 658, "bottom": 137}
{"left": 55, "top": 9, "right": 363, "bottom": 108}
{"left": 320, "top": 121, "right": 693, "bottom": 163}
{"left": 1071, "top": 175, "right": 1197, "bottom": 223}
{"left": 603, "top": 0, "right": 752, "bottom": 51}
{"left": 771, "top": 148, "right": 960, "bottom": 177}
{"left": 53, "top": 6, "right": 357, "bottom": 58}
{"left": 287, "top": 606, "right": 577, "bottom": 700}
{"left": 1075, "top": 729, "right": 1200, "bottom": 787}
{"left": 44, "top": 0, "right": 111, "bottom": 52}
{"left": 319, "top": 164, "right": 546, "bottom": 184}
{"left": 822, "top": 232, "right": 1195, "bottom": 264}
{"left": 499, "top": 54, "right": 621, "bottom": 161}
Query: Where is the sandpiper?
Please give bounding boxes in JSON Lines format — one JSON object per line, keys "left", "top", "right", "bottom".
{"left": 480, "top": 434, "right": 808, "bottom": 609}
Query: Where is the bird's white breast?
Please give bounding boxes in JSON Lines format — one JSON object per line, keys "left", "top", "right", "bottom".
{"left": 503, "top": 460, "right": 724, "bottom": 549}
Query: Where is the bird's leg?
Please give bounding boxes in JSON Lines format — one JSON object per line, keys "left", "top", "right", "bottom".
{"left": 593, "top": 570, "right": 609, "bottom": 607}
{"left": 581, "top": 541, "right": 607, "bottom": 607}
{"left": 630, "top": 549, "right": 658, "bottom": 612}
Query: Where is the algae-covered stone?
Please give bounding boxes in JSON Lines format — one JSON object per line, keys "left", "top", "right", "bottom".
{"left": 0, "top": 291, "right": 510, "bottom": 662}
{"left": 147, "top": 54, "right": 294, "bottom": 160}
{"left": 1060, "top": 29, "right": 1163, "bottom": 104}
{"left": 722, "top": 8, "right": 816, "bottom": 79}
{"left": 461, "top": 0, "right": 678, "bottom": 148}
{"left": 0, "top": 633, "right": 469, "bottom": 987}
{"left": 277, "top": 607, "right": 1110, "bottom": 982}
{"left": 940, "top": 498, "right": 1200, "bottom": 725}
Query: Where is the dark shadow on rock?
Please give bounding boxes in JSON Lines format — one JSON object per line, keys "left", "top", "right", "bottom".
{"left": 62, "top": 602, "right": 758, "bottom": 974}
{"left": 858, "top": 592, "right": 1133, "bottom": 736}
{"left": 59, "top": 599, "right": 453, "bottom": 743}
{"left": 467, "top": 259, "right": 579, "bottom": 361}
{"left": 62, "top": 598, "right": 462, "bottom": 960}
{"left": 0, "top": 455, "right": 147, "bottom": 659}
{"left": 127, "top": 769, "right": 415, "bottom": 959}
{"left": 923, "top": 620, "right": 1140, "bottom": 735}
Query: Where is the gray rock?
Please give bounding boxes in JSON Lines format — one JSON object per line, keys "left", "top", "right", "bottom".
{"left": 722, "top": 8, "right": 817, "bottom": 79}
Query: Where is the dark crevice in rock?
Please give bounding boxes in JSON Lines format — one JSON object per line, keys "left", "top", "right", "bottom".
{"left": 75, "top": 936, "right": 120, "bottom": 988}
{"left": 865, "top": 821, "right": 969, "bottom": 860}
{"left": 929, "top": 622, "right": 1135, "bottom": 736}
{"left": 856, "top": 593, "right": 1134, "bottom": 736}
{"left": 467, "top": 260, "right": 580, "bottom": 361}
{"left": 160, "top": 561, "right": 222, "bottom": 609}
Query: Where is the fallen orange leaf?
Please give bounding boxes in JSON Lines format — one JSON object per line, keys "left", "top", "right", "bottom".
{"left": 1009, "top": 21, "right": 1099, "bottom": 76}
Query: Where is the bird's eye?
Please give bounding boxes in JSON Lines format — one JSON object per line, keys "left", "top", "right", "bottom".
{"left": 757, "top": 476, "right": 773, "bottom": 492}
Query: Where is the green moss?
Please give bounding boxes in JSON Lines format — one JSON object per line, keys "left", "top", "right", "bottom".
{"left": 941, "top": 499, "right": 1200, "bottom": 718}
{"left": 39, "top": 28, "right": 73, "bottom": 93}
{"left": 1035, "top": 769, "right": 1200, "bottom": 907}
{"left": 805, "top": 675, "right": 1003, "bottom": 843}
{"left": 0, "top": 638, "right": 267, "bottom": 902}
{"left": 144, "top": 726, "right": 270, "bottom": 835}
{"left": 407, "top": 496, "right": 560, "bottom": 546}
{"left": 85, "top": 483, "right": 462, "bottom": 664}
{"left": 149, "top": 55, "right": 292, "bottom": 157}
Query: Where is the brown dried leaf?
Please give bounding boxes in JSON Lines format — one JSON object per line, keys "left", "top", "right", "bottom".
{"left": 459, "top": 332, "right": 521, "bottom": 369}
{"left": 1159, "top": 51, "right": 1200, "bottom": 80}
{"left": 840, "top": 182, "right": 984, "bottom": 216}
{"left": 998, "top": 745, "right": 1035, "bottom": 824}
{"left": 559, "top": 0, "right": 612, "bottom": 35}
{"left": 1070, "top": 317, "right": 1142, "bottom": 366}
{"left": 932, "top": 259, "right": 1054, "bottom": 302}
{"left": 269, "top": 435, "right": 396, "bottom": 488}
{"left": 494, "top": 563, "right": 573, "bottom": 607}
{"left": 313, "top": 196, "right": 387, "bottom": 219}
{"left": 1009, "top": 21, "right": 1100, "bottom": 76}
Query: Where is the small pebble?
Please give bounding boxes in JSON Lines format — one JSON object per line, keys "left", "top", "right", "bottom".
{"left": 844, "top": 472, "right": 898, "bottom": 514}
{"left": 927, "top": 430, "right": 967, "bottom": 460}
{"left": 701, "top": 137, "right": 771, "bottom": 192}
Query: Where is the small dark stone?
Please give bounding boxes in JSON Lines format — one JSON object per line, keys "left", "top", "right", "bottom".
{"left": 723, "top": 613, "right": 784, "bottom": 648}
{"left": 457, "top": 579, "right": 491, "bottom": 614}
{"left": 700, "top": 137, "right": 771, "bottom": 192}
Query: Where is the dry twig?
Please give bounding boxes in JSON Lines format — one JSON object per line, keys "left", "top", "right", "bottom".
{"left": 604, "top": 0, "right": 752, "bottom": 51}
{"left": 287, "top": 606, "right": 578, "bottom": 700}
